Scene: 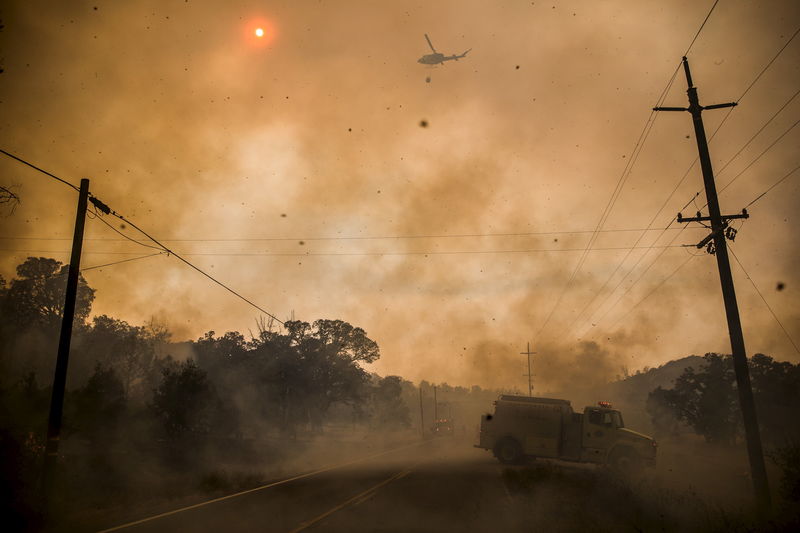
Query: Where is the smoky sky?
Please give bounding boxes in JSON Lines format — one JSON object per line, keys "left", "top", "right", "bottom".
{"left": 1, "top": 1, "right": 798, "bottom": 390}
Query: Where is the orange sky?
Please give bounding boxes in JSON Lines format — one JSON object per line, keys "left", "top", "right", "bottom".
{"left": 1, "top": 1, "right": 798, "bottom": 390}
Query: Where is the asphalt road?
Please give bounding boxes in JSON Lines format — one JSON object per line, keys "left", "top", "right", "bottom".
{"left": 80, "top": 435, "right": 765, "bottom": 532}
{"left": 92, "top": 437, "right": 528, "bottom": 533}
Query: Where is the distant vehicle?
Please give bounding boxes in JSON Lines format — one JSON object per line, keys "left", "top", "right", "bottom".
{"left": 432, "top": 418, "right": 454, "bottom": 437}
{"left": 475, "top": 396, "right": 656, "bottom": 472}
{"left": 417, "top": 34, "right": 471, "bottom": 65}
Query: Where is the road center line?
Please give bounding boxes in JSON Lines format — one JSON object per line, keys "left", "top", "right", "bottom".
{"left": 287, "top": 466, "right": 416, "bottom": 533}
{"left": 97, "top": 439, "right": 428, "bottom": 533}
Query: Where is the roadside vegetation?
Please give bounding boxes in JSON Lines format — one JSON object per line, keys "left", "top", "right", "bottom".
{"left": 646, "top": 352, "right": 800, "bottom": 515}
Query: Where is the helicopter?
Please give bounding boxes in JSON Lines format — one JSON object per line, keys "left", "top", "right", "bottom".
{"left": 417, "top": 34, "right": 471, "bottom": 65}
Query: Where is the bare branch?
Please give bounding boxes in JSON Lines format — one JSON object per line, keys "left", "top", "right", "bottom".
{"left": 0, "top": 184, "right": 20, "bottom": 215}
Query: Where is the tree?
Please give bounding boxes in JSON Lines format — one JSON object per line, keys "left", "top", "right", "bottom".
{"left": 369, "top": 376, "right": 411, "bottom": 429}
{"left": 283, "top": 320, "right": 374, "bottom": 428}
{"left": 1, "top": 257, "right": 94, "bottom": 328}
{"left": 150, "top": 360, "right": 217, "bottom": 440}
{"left": 748, "top": 353, "right": 800, "bottom": 443}
{"left": 301, "top": 319, "right": 380, "bottom": 364}
{"left": 191, "top": 319, "right": 380, "bottom": 436}
{"left": 647, "top": 353, "right": 800, "bottom": 446}
{"left": 71, "top": 364, "right": 126, "bottom": 443}
{"left": 646, "top": 354, "right": 739, "bottom": 444}
{"left": 81, "top": 315, "right": 157, "bottom": 398}
{"left": 0, "top": 185, "right": 20, "bottom": 215}
{"left": 193, "top": 330, "right": 248, "bottom": 376}
{"left": 646, "top": 387, "right": 688, "bottom": 439}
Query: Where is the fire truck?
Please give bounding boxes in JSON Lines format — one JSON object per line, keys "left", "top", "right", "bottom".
{"left": 476, "top": 395, "right": 656, "bottom": 471}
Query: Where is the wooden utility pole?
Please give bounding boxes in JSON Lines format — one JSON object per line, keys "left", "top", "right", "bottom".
{"left": 655, "top": 57, "right": 770, "bottom": 513}
{"left": 520, "top": 342, "right": 536, "bottom": 396}
{"left": 419, "top": 387, "right": 425, "bottom": 438}
{"left": 42, "top": 178, "right": 90, "bottom": 500}
{"left": 433, "top": 385, "right": 438, "bottom": 420}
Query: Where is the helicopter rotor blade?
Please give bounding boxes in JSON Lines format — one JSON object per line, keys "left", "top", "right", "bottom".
{"left": 424, "top": 34, "right": 437, "bottom": 53}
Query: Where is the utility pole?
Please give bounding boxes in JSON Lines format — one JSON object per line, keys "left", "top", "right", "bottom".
{"left": 520, "top": 342, "right": 536, "bottom": 396}
{"left": 419, "top": 387, "right": 425, "bottom": 438}
{"left": 655, "top": 57, "right": 770, "bottom": 513}
{"left": 433, "top": 385, "right": 438, "bottom": 420}
{"left": 42, "top": 178, "right": 90, "bottom": 503}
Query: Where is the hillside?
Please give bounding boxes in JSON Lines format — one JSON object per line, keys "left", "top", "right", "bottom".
{"left": 554, "top": 355, "right": 704, "bottom": 433}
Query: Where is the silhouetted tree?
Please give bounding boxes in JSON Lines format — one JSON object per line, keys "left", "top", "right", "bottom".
{"left": 81, "top": 316, "right": 157, "bottom": 398}
{"left": 647, "top": 353, "right": 800, "bottom": 446}
{"left": 193, "top": 330, "right": 248, "bottom": 376}
{"left": 311, "top": 319, "right": 380, "bottom": 364}
{"left": 645, "top": 387, "right": 684, "bottom": 438}
{"left": 283, "top": 320, "right": 373, "bottom": 429}
{"left": 0, "top": 185, "right": 19, "bottom": 214}
{"left": 647, "top": 354, "right": 739, "bottom": 444}
{"left": 1, "top": 257, "right": 94, "bottom": 328}
{"left": 0, "top": 258, "right": 95, "bottom": 382}
{"left": 193, "top": 320, "right": 379, "bottom": 436}
{"left": 71, "top": 364, "right": 126, "bottom": 443}
{"left": 369, "top": 376, "right": 411, "bottom": 428}
{"left": 749, "top": 353, "right": 800, "bottom": 443}
{"left": 150, "top": 360, "right": 217, "bottom": 441}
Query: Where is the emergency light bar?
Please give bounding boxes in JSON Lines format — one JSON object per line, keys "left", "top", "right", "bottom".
{"left": 597, "top": 401, "right": 613, "bottom": 408}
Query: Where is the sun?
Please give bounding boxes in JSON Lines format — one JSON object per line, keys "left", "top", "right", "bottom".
{"left": 246, "top": 19, "right": 275, "bottom": 47}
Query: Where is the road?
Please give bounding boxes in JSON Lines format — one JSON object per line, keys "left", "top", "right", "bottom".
{"left": 83, "top": 436, "right": 730, "bottom": 533}
{"left": 89, "top": 437, "right": 535, "bottom": 533}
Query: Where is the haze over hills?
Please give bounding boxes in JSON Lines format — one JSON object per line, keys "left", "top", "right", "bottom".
{"left": 552, "top": 355, "right": 704, "bottom": 432}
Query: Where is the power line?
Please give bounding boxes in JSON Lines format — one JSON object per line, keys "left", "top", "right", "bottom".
{"left": 729, "top": 245, "right": 799, "bottom": 355}
{"left": 566, "top": 168, "right": 704, "bottom": 336}
{"left": 736, "top": 25, "right": 800, "bottom": 102}
{"left": 567, "top": 219, "right": 678, "bottom": 336}
{"left": 683, "top": 0, "right": 720, "bottom": 56}
{"left": 608, "top": 252, "right": 697, "bottom": 330}
{"left": 596, "top": 64, "right": 795, "bottom": 339}
{"left": 714, "top": 88, "right": 800, "bottom": 180}
{"left": 536, "top": 0, "right": 722, "bottom": 341}
{"left": 745, "top": 163, "right": 800, "bottom": 208}
{"left": 573, "top": 166, "right": 707, "bottom": 335}
{"left": 572, "top": 189, "right": 703, "bottom": 336}
{"left": 0, "top": 149, "right": 285, "bottom": 326}
{"left": 716, "top": 118, "right": 799, "bottom": 197}
{"left": 0, "top": 244, "right": 689, "bottom": 257}
{"left": 678, "top": 24, "right": 800, "bottom": 210}
{"left": 586, "top": 53, "right": 794, "bottom": 336}
{"left": 0, "top": 149, "right": 80, "bottom": 191}
{"left": 0, "top": 226, "right": 696, "bottom": 243}
{"left": 90, "top": 208, "right": 165, "bottom": 251}
{"left": 82, "top": 253, "right": 166, "bottom": 272}
{"left": 50, "top": 252, "right": 168, "bottom": 277}
{"left": 582, "top": 224, "right": 692, "bottom": 335}
{"left": 597, "top": 27, "right": 800, "bottom": 334}
{"left": 97, "top": 209, "right": 286, "bottom": 325}
{"left": 533, "top": 64, "right": 682, "bottom": 342}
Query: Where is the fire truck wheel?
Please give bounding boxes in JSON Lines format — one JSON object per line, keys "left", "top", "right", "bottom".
{"left": 610, "top": 448, "right": 641, "bottom": 475}
{"left": 494, "top": 438, "right": 523, "bottom": 465}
